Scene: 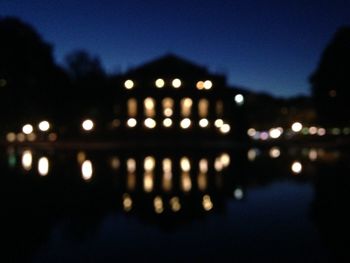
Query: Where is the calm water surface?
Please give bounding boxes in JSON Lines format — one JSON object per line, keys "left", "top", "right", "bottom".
{"left": 1, "top": 145, "right": 349, "bottom": 262}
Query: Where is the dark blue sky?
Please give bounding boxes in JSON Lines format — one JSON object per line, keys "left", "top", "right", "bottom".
{"left": 1, "top": 0, "right": 349, "bottom": 97}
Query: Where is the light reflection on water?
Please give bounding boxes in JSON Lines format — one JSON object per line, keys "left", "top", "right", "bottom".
{"left": 1, "top": 146, "right": 348, "bottom": 262}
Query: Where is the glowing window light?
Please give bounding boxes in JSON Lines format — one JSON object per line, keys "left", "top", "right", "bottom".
{"left": 259, "top": 131, "right": 269, "bottom": 140}
{"left": 144, "top": 118, "right": 156, "bottom": 129}
{"left": 154, "top": 196, "right": 164, "bottom": 214}
{"left": 123, "top": 193, "right": 133, "bottom": 212}
{"left": 48, "top": 133, "right": 58, "bottom": 142}
{"left": 82, "top": 160, "right": 93, "bottom": 181}
{"left": 82, "top": 119, "right": 94, "bottom": 131}
{"left": 198, "top": 99, "right": 209, "bottom": 117}
{"left": 27, "top": 133, "right": 36, "bottom": 142}
{"left": 181, "top": 98, "right": 193, "bottom": 117}
{"left": 16, "top": 133, "right": 25, "bottom": 142}
{"left": 127, "top": 118, "right": 137, "bottom": 127}
{"left": 220, "top": 153, "right": 230, "bottom": 167}
{"left": 6, "top": 132, "right": 16, "bottom": 143}
{"left": 180, "top": 157, "right": 191, "bottom": 172}
{"left": 38, "top": 121, "right": 50, "bottom": 132}
{"left": 110, "top": 157, "right": 120, "bottom": 170}
{"left": 170, "top": 197, "right": 181, "bottom": 212}
{"left": 309, "top": 149, "right": 318, "bottom": 161}
{"left": 22, "top": 150, "right": 32, "bottom": 171}
{"left": 269, "top": 147, "right": 281, "bottom": 158}
{"left": 196, "top": 81, "right": 204, "bottom": 90}
{"left": 172, "top": 78, "right": 181, "bottom": 88}
{"left": 144, "top": 97, "right": 156, "bottom": 117}
{"left": 247, "top": 148, "right": 258, "bottom": 161}
{"left": 127, "top": 172, "right": 136, "bottom": 191}
{"left": 143, "top": 172, "right": 154, "bottom": 192}
{"left": 162, "top": 170, "right": 173, "bottom": 192}
{"left": 247, "top": 128, "right": 256, "bottom": 137}
{"left": 214, "top": 119, "right": 224, "bottom": 128}
{"left": 155, "top": 78, "right": 165, "bottom": 88}
{"left": 291, "top": 122, "right": 302, "bottom": 132}
{"left": 77, "top": 151, "right": 86, "bottom": 164}
{"left": 199, "top": 159, "right": 208, "bottom": 173}
{"left": 309, "top": 126, "right": 317, "bottom": 135}
{"left": 124, "top": 79, "right": 134, "bottom": 89}
{"left": 291, "top": 161, "right": 302, "bottom": 174}
{"left": 214, "top": 157, "right": 223, "bottom": 172}
{"left": 127, "top": 158, "right": 136, "bottom": 173}
{"left": 22, "top": 124, "right": 33, "bottom": 135}
{"left": 234, "top": 94, "right": 244, "bottom": 106}
{"left": 144, "top": 156, "right": 156, "bottom": 172}
{"left": 199, "top": 118, "right": 209, "bottom": 128}
{"left": 234, "top": 188, "right": 244, "bottom": 200}
{"left": 180, "top": 118, "right": 191, "bottom": 129}
{"left": 269, "top": 128, "right": 282, "bottom": 139}
{"left": 181, "top": 172, "right": 192, "bottom": 192}
{"left": 317, "top": 128, "right": 326, "bottom": 136}
{"left": 162, "top": 97, "right": 174, "bottom": 117}
{"left": 198, "top": 172, "right": 207, "bottom": 191}
{"left": 38, "top": 157, "right": 49, "bottom": 176}
{"left": 163, "top": 158, "right": 172, "bottom": 173}
{"left": 203, "top": 80, "right": 212, "bottom": 90}
{"left": 127, "top": 98, "right": 138, "bottom": 117}
{"left": 163, "top": 118, "right": 173, "bottom": 127}
{"left": 216, "top": 100, "right": 224, "bottom": 116}
{"left": 202, "top": 195, "right": 213, "bottom": 211}
{"left": 220, "top": 123, "right": 231, "bottom": 134}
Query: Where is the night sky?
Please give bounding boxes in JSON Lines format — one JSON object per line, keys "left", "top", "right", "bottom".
{"left": 0, "top": 0, "right": 349, "bottom": 97}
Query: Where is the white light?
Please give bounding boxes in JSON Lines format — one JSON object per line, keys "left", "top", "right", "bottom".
{"left": 163, "top": 118, "right": 173, "bottom": 127}
{"left": 247, "top": 128, "right": 256, "bottom": 137}
{"left": 291, "top": 122, "right": 302, "bottom": 132}
{"left": 127, "top": 158, "right": 136, "bottom": 173}
{"left": 38, "top": 121, "right": 50, "bottom": 132}
{"left": 144, "top": 156, "right": 156, "bottom": 172}
{"left": 180, "top": 118, "right": 191, "bottom": 129}
{"left": 82, "top": 119, "right": 94, "bottom": 131}
{"left": 124, "top": 79, "right": 134, "bottom": 89}
{"left": 164, "top": 108, "right": 173, "bottom": 117}
{"left": 269, "top": 128, "right": 282, "bottom": 139}
{"left": 234, "top": 188, "right": 244, "bottom": 200}
{"left": 291, "top": 161, "right": 302, "bottom": 174}
{"left": 180, "top": 157, "right": 191, "bottom": 172}
{"left": 309, "top": 126, "right": 317, "bottom": 135}
{"left": 199, "top": 118, "right": 209, "bottom": 128}
{"left": 22, "top": 124, "right": 33, "bottom": 135}
{"left": 317, "top": 128, "right": 326, "bottom": 136}
{"left": 220, "top": 153, "right": 230, "bottom": 167}
{"left": 155, "top": 78, "right": 165, "bottom": 88}
{"left": 22, "top": 150, "right": 33, "bottom": 171}
{"left": 202, "top": 195, "right": 213, "bottom": 211}
{"left": 172, "top": 78, "right": 181, "bottom": 88}
{"left": 82, "top": 160, "right": 93, "bottom": 181}
{"left": 234, "top": 94, "right": 244, "bottom": 105}
{"left": 38, "top": 157, "right": 49, "bottom": 176}
{"left": 220, "top": 123, "right": 231, "bottom": 134}
{"left": 127, "top": 118, "right": 137, "bottom": 127}
{"left": 214, "top": 119, "right": 224, "bottom": 128}
{"left": 203, "top": 80, "right": 212, "bottom": 90}
{"left": 144, "top": 118, "right": 156, "bottom": 129}
{"left": 269, "top": 147, "right": 281, "bottom": 158}
{"left": 199, "top": 159, "right": 208, "bottom": 173}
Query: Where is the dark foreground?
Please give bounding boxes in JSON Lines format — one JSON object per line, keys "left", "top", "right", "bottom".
{"left": 1, "top": 144, "right": 349, "bottom": 262}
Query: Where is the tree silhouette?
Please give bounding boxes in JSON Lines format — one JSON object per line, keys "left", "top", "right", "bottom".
{"left": 310, "top": 26, "right": 350, "bottom": 127}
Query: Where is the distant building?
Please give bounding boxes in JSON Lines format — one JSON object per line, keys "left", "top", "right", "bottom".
{"left": 109, "top": 54, "right": 245, "bottom": 143}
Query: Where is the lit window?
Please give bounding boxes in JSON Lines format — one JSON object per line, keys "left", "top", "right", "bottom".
{"left": 163, "top": 118, "right": 173, "bottom": 127}
{"left": 155, "top": 78, "right": 165, "bottom": 88}
{"left": 162, "top": 97, "right": 174, "bottom": 117}
{"left": 291, "top": 161, "right": 302, "bottom": 174}
{"left": 172, "top": 78, "right": 181, "bottom": 88}
{"left": 81, "top": 160, "right": 93, "bottom": 181}
{"left": 181, "top": 98, "right": 193, "bottom": 117}
{"left": 144, "top": 118, "right": 156, "bottom": 129}
{"left": 214, "top": 119, "right": 224, "bottom": 128}
{"left": 198, "top": 99, "right": 209, "bottom": 117}
{"left": 127, "top": 98, "right": 137, "bottom": 117}
{"left": 204, "top": 80, "right": 212, "bottom": 90}
{"left": 38, "top": 157, "right": 49, "bottom": 176}
{"left": 124, "top": 79, "right": 134, "bottom": 89}
{"left": 216, "top": 101, "right": 224, "bottom": 116}
{"left": 127, "top": 118, "right": 137, "bottom": 127}
{"left": 199, "top": 118, "right": 209, "bottom": 128}
{"left": 144, "top": 156, "right": 156, "bottom": 172}
{"left": 144, "top": 97, "right": 155, "bottom": 117}
{"left": 180, "top": 157, "right": 191, "bottom": 172}
{"left": 196, "top": 81, "right": 204, "bottom": 90}
{"left": 22, "top": 124, "right": 33, "bottom": 135}
{"left": 220, "top": 123, "right": 231, "bottom": 134}
{"left": 180, "top": 118, "right": 191, "bottom": 129}
{"left": 291, "top": 122, "right": 302, "bottom": 132}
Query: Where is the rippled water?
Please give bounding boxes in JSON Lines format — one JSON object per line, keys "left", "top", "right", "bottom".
{"left": 1, "top": 145, "right": 349, "bottom": 262}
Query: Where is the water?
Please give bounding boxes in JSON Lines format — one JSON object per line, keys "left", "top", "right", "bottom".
{"left": 1, "top": 145, "right": 349, "bottom": 262}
